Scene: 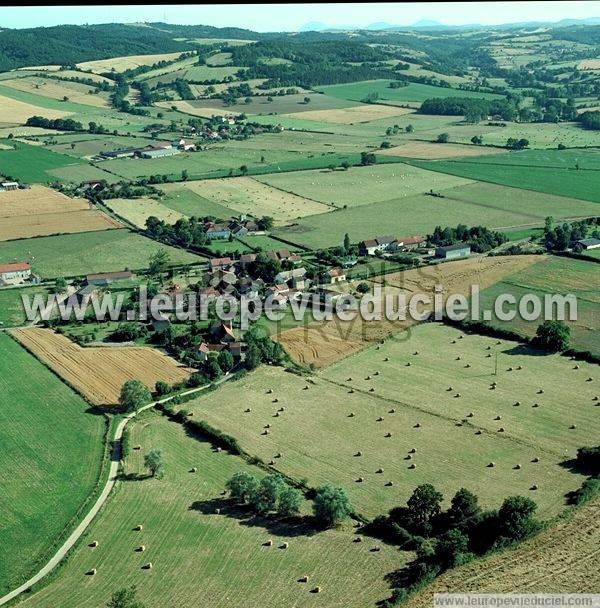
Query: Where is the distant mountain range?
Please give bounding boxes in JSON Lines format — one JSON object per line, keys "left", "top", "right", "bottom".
{"left": 299, "top": 16, "right": 600, "bottom": 32}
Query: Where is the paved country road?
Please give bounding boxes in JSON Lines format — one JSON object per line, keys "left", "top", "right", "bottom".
{"left": 0, "top": 376, "right": 230, "bottom": 606}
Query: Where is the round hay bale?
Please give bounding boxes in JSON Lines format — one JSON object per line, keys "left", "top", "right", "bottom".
{"left": 467, "top": 412, "right": 474, "bottom": 417}
{"left": 347, "top": 377, "right": 353, "bottom": 381}
{"left": 133, "top": 445, "right": 141, "bottom": 451}
{"left": 348, "top": 388, "right": 354, "bottom": 394}
{"left": 406, "top": 362, "right": 411, "bottom": 367}
{"left": 384, "top": 357, "right": 389, "bottom": 362}
{"left": 456, "top": 422, "right": 463, "bottom": 427}
{"left": 498, "top": 427, "right": 505, "bottom": 432}
{"left": 137, "top": 545, "right": 146, "bottom": 552}
{"left": 486, "top": 354, "right": 492, "bottom": 358}
{"left": 273, "top": 398, "right": 279, "bottom": 403}
{"left": 348, "top": 412, "right": 355, "bottom": 417}
{"left": 304, "top": 385, "right": 309, "bottom": 390}
{"left": 216, "top": 447, "right": 222, "bottom": 453}
{"left": 354, "top": 536, "right": 362, "bottom": 543}
{"left": 264, "top": 539, "right": 273, "bottom": 546}
{"left": 385, "top": 432, "right": 392, "bottom": 438}
{"left": 274, "top": 412, "right": 280, "bottom": 417}
{"left": 389, "top": 408, "right": 396, "bottom": 414}
{"left": 356, "top": 477, "right": 364, "bottom": 483}
{"left": 355, "top": 451, "right": 362, "bottom": 457}
{"left": 311, "top": 587, "right": 322, "bottom": 594}
{"left": 570, "top": 424, "right": 577, "bottom": 429}
{"left": 496, "top": 340, "right": 502, "bottom": 345}
{"left": 409, "top": 448, "right": 417, "bottom": 454}
{"left": 587, "top": 377, "right": 593, "bottom": 382}
{"left": 495, "top": 415, "right": 502, "bottom": 420}
{"left": 143, "top": 562, "right": 152, "bottom": 570}
{"left": 405, "top": 454, "right": 412, "bottom": 460}
{"left": 487, "top": 462, "right": 495, "bottom": 467}
{"left": 507, "top": 367, "right": 513, "bottom": 372}
{"left": 486, "top": 346, "right": 492, "bottom": 350}
{"left": 465, "top": 364, "right": 471, "bottom": 368}
{"left": 514, "top": 401, "right": 521, "bottom": 406}
{"left": 371, "top": 546, "right": 381, "bottom": 552}
{"left": 377, "top": 416, "right": 384, "bottom": 422}
{"left": 455, "top": 393, "right": 461, "bottom": 398}
{"left": 386, "top": 481, "right": 394, "bottom": 486}
{"left": 516, "top": 365, "right": 523, "bottom": 370}
{"left": 458, "top": 336, "right": 463, "bottom": 340}
{"left": 452, "top": 340, "right": 457, "bottom": 344}
{"left": 262, "top": 430, "right": 270, "bottom": 436}
{"left": 134, "top": 524, "right": 143, "bottom": 531}
{"left": 281, "top": 542, "right": 289, "bottom": 549}
{"left": 275, "top": 452, "right": 283, "bottom": 458}
{"left": 190, "top": 467, "right": 197, "bottom": 473}
{"left": 533, "top": 403, "right": 540, "bottom": 408}
{"left": 514, "top": 464, "right": 521, "bottom": 470}
{"left": 369, "top": 387, "right": 375, "bottom": 392}
{"left": 374, "top": 371, "right": 380, "bottom": 376}
{"left": 89, "top": 540, "right": 98, "bottom": 548}
{"left": 267, "top": 389, "right": 273, "bottom": 394}
{"left": 265, "top": 424, "right": 271, "bottom": 429}
{"left": 244, "top": 408, "right": 251, "bottom": 413}
{"left": 268, "top": 460, "right": 275, "bottom": 465}
{"left": 414, "top": 422, "right": 421, "bottom": 428}
{"left": 475, "top": 430, "right": 482, "bottom": 435}
{"left": 408, "top": 463, "right": 416, "bottom": 469}
{"left": 573, "top": 365, "right": 580, "bottom": 370}
{"left": 447, "top": 386, "right": 453, "bottom": 391}
{"left": 593, "top": 396, "right": 599, "bottom": 401}
{"left": 279, "top": 406, "right": 285, "bottom": 412}
{"left": 530, "top": 484, "right": 538, "bottom": 491}
{"left": 299, "top": 575, "right": 309, "bottom": 583}
{"left": 87, "top": 569, "right": 96, "bottom": 576}
{"left": 376, "top": 467, "right": 384, "bottom": 473}
{"left": 456, "top": 356, "right": 461, "bottom": 361}
{"left": 538, "top": 389, "right": 544, "bottom": 394}
{"left": 366, "top": 375, "right": 371, "bottom": 380}
{"left": 532, "top": 457, "right": 540, "bottom": 463}
{"left": 414, "top": 351, "right": 419, "bottom": 355}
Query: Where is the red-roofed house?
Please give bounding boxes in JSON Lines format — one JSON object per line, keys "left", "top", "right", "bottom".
{"left": 0, "top": 261, "right": 31, "bottom": 284}
{"left": 209, "top": 257, "right": 232, "bottom": 271}
{"left": 398, "top": 235, "right": 425, "bottom": 250}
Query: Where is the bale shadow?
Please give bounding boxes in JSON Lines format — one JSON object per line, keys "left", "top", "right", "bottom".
{"left": 503, "top": 344, "right": 550, "bottom": 357}
{"left": 189, "top": 498, "right": 319, "bottom": 537}
{"left": 118, "top": 471, "right": 151, "bottom": 482}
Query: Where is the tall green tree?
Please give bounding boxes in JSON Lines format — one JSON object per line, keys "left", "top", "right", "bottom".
{"left": 144, "top": 449, "right": 164, "bottom": 478}
{"left": 119, "top": 379, "right": 151, "bottom": 413}
{"left": 535, "top": 320, "right": 570, "bottom": 352}
{"left": 148, "top": 248, "right": 170, "bottom": 277}
{"left": 313, "top": 484, "right": 352, "bottom": 527}
{"left": 107, "top": 586, "right": 146, "bottom": 608}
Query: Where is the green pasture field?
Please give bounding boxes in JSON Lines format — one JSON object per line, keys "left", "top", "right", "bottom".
{"left": 273, "top": 179, "right": 600, "bottom": 253}
{"left": 48, "top": 163, "right": 122, "bottom": 184}
{"left": 316, "top": 80, "right": 504, "bottom": 104}
{"left": 174, "top": 93, "right": 357, "bottom": 117}
{"left": 0, "top": 286, "right": 49, "bottom": 328}
{"left": 478, "top": 255, "right": 600, "bottom": 357}
{"left": 0, "top": 333, "right": 106, "bottom": 595}
{"left": 256, "top": 163, "right": 474, "bottom": 208}
{"left": 407, "top": 157, "right": 600, "bottom": 204}
{"left": 204, "top": 235, "right": 287, "bottom": 255}
{"left": 47, "top": 134, "right": 159, "bottom": 158}
{"left": 454, "top": 148, "right": 600, "bottom": 171}
{"left": 179, "top": 323, "right": 596, "bottom": 519}
{"left": 159, "top": 185, "right": 234, "bottom": 217}
{"left": 0, "top": 229, "right": 202, "bottom": 278}
{"left": 16, "top": 410, "right": 401, "bottom": 608}
{"left": 181, "top": 64, "right": 242, "bottom": 81}
{"left": 203, "top": 238, "right": 253, "bottom": 255}
{"left": 0, "top": 140, "right": 87, "bottom": 183}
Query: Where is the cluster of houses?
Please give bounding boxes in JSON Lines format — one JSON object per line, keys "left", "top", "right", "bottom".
{"left": 359, "top": 234, "right": 472, "bottom": 260}
{"left": 97, "top": 139, "right": 196, "bottom": 161}
{"left": 0, "top": 261, "right": 37, "bottom": 286}
{"left": 205, "top": 216, "right": 262, "bottom": 240}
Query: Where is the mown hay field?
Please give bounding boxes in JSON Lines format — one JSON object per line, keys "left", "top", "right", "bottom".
{"left": 0, "top": 185, "right": 121, "bottom": 240}
{"left": 0, "top": 229, "right": 202, "bottom": 278}
{"left": 182, "top": 323, "right": 597, "bottom": 519}
{"left": 104, "top": 197, "right": 186, "bottom": 228}
{"left": 377, "top": 141, "right": 509, "bottom": 159}
{"left": 0, "top": 333, "right": 106, "bottom": 595}
{"left": 0, "top": 285, "right": 49, "bottom": 327}
{"left": 11, "top": 328, "right": 192, "bottom": 405}
{"left": 282, "top": 104, "right": 414, "bottom": 124}
{"left": 0, "top": 93, "right": 73, "bottom": 125}
{"left": 256, "top": 163, "right": 475, "bottom": 208}
{"left": 16, "top": 410, "right": 402, "bottom": 608}
{"left": 76, "top": 52, "right": 184, "bottom": 73}
{"left": 170, "top": 177, "right": 333, "bottom": 224}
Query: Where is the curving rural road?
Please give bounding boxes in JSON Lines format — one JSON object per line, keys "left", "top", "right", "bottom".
{"left": 0, "top": 378, "right": 229, "bottom": 606}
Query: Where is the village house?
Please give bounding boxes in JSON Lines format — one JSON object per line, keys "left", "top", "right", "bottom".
{"left": 0, "top": 261, "right": 32, "bottom": 285}
{"left": 205, "top": 223, "right": 232, "bottom": 240}
{"left": 197, "top": 342, "right": 226, "bottom": 362}
{"left": 275, "top": 268, "right": 309, "bottom": 290}
{"left": 237, "top": 276, "right": 264, "bottom": 297}
{"left": 209, "top": 322, "right": 236, "bottom": 344}
{"left": 397, "top": 235, "right": 426, "bottom": 250}
{"left": 322, "top": 267, "right": 346, "bottom": 284}
{"left": 209, "top": 257, "right": 232, "bottom": 271}
{"left": 205, "top": 269, "right": 237, "bottom": 289}
{"left": 236, "top": 253, "right": 257, "bottom": 272}
{"left": 267, "top": 249, "right": 301, "bottom": 264}
{"left": 359, "top": 236, "right": 398, "bottom": 256}
{"left": 83, "top": 271, "right": 135, "bottom": 287}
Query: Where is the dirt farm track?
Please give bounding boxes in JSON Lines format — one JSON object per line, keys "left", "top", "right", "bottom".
{"left": 11, "top": 328, "right": 192, "bottom": 405}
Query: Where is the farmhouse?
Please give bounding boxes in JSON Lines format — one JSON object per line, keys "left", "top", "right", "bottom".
{"left": 83, "top": 271, "right": 135, "bottom": 287}
{"left": 275, "top": 268, "right": 309, "bottom": 290}
{"left": 398, "top": 235, "right": 426, "bottom": 250}
{"left": 0, "top": 261, "right": 31, "bottom": 284}
{"left": 99, "top": 147, "right": 139, "bottom": 159}
{"left": 322, "top": 267, "right": 346, "bottom": 284}
{"left": 435, "top": 243, "right": 471, "bottom": 260}
{"left": 576, "top": 237, "right": 600, "bottom": 250}
{"left": 267, "top": 249, "right": 301, "bottom": 264}
{"left": 205, "top": 223, "right": 232, "bottom": 240}
{"left": 209, "top": 257, "right": 232, "bottom": 271}
{"left": 236, "top": 253, "right": 257, "bottom": 271}
{"left": 359, "top": 236, "right": 398, "bottom": 256}
{"left": 0, "top": 181, "right": 19, "bottom": 191}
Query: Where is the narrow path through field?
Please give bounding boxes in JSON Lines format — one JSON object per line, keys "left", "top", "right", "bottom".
{"left": 0, "top": 375, "right": 233, "bottom": 607}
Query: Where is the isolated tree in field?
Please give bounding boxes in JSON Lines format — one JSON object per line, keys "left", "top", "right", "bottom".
{"left": 313, "top": 484, "right": 352, "bottom": 527}
{"left": 343, "top": 233, "right": 351, "bottom": 252}
{"left": 226, "top": 471, "right": 260, "bottom": 503}
{"left": 239, "top": 164, "right": 248, "bottom": 175}
{"left": 106, "top": 585, "right": 145, "bottom": 608}
{"left": 407, "top": 483, "right": 443, "bottom": 531}
{"left": 144, "top": 449, "right": 164, "bottom": 478}
{"left": 154, "top": 380, "right": 169, "bottom": 397}
{"left": 436, "top": 132, "right": 449, "bottom": 143}
{"left": 148, "top": 248, "right": 170, "bottom": 277}
{"left": 535, "top": 320, "right": 570, "bottom": 352}
{"left": 119, "top": 379, "right": 151, "bottom": 413}
{"left": 471, "top": 135, "right": 483, "bottom": 145}
{"left": 405, "top": 124, "right": 414, "bottom": 133}
{"left": 304, "top": 96, "right": 311, "bottom": 104}
{"left": 356, "top": 282, "right": 370, "bottom": 294}
{"left": 181, "top": 169, "right": 188, "bottom": 181}
{"left": 360, "top": 151, "right": 376, "bottom": 165}
{"left": 278, "top": 486, "right": 302, "bottom": 517}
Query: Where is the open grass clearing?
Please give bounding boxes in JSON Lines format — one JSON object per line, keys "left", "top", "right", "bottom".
{"left": 76, "top": 53, "right": 184, "bottom": 74}
{"left": 11, "top": 327, "right": 192, "bottom": 406}
{"left": 1, "top": 77, "right": 110, "bottom": 108}
{"left": 0, "top": 93, "right": 73, "bottom": 125}
{"left": 0, "top": 229, "right": 202, "bottom": 278}
{"left": 0, "top": 333, "right": 106, "bottom": 595}
{"left": 16, "top": 409, "right": 400, "bottom": 608}
{"left": 104, "top": 197, "right": 186, "bottom": 228}
{"left": 282, "top": 105, "right": 415, "bottom": 124}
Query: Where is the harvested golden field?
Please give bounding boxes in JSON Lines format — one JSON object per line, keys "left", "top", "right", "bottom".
{"left": 104, "top": 197, "right": 186, "bottom": 228}
{"left": 76, "top": 52, "right": 183, "bottom": 73}
{"left": 0, "top": 93, "right": 72, "bottom": 125}
{"left": 275, "top": 256, "right": 540, "bottom": 367}
{"left": 407, "top": 497, "right": 600, "bottom": 602}
{"left": 176, "top": 177, "right": 333, "bottom": 224}
{"left": 2, "top": 77, "right": 110, "bottom": 107}
{"left": 283, "top": 104, "right": 415, "bottom": 124}
{"left": 377, "top": 141, "right": 509, "bottom": 159}
{"left": 0, "top": 185, "right": 121, "bottom": 240}
{"left": 11, "top": 328, "right": 192, "bottom": 405}
{"left": 578, "top": 59, "right": 600, "bottom": 70}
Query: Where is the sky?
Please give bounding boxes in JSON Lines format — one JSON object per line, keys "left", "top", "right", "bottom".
{"left": 0, "top": 2, "right": 598, "bottom": 31}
